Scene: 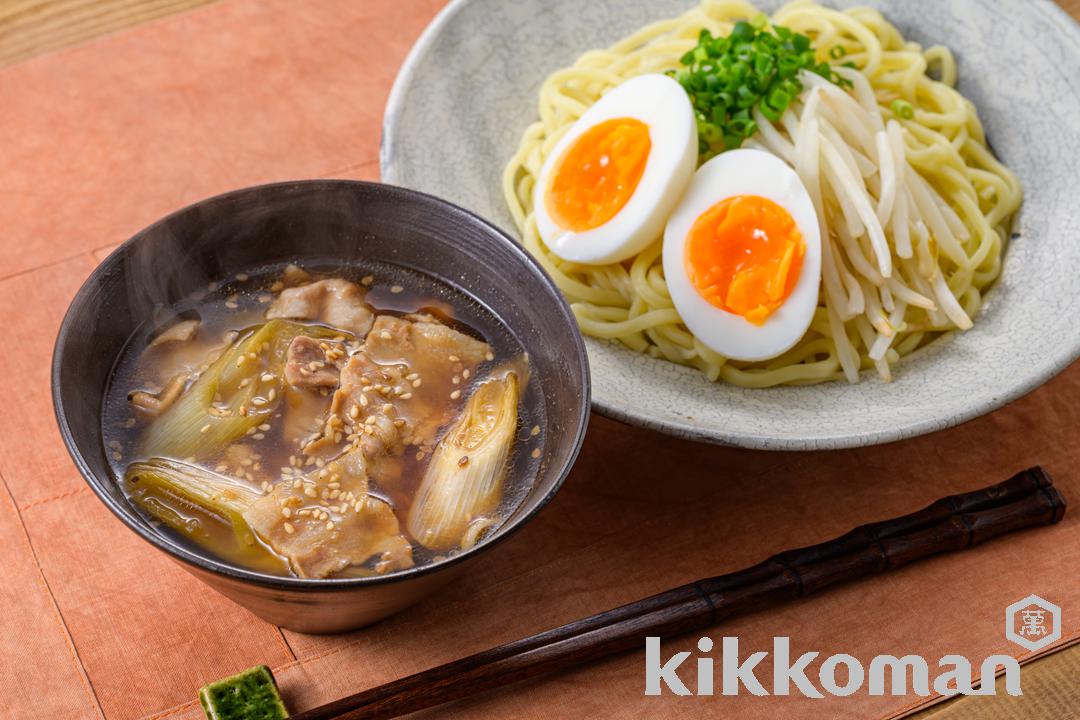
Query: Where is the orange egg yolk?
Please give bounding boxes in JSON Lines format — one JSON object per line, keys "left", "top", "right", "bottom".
{"left": 545, "top": 117, "right": 651, "bottom": 232}
{"left": 684, "top": 195, "right": 805, "bottom": 326}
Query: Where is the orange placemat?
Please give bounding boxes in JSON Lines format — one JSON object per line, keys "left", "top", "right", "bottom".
{"left": 2, "top": 1, "right": 1079, "bottom": 719}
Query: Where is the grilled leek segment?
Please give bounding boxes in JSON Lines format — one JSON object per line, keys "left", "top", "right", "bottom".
{"left": 126, "top": 458, "right": 258, "bottom": 534}
{"left": 407, "top": 373, "right": 519, "bottom": 551}
{"left": 124, "top": 458, "right": 287, "bottom": 573}
{"left": 139, "top": 320, "right": 341, "bottom": 460}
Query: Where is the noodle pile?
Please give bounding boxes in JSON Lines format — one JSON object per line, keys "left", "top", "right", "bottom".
{"left": 502, "top": 0, "right": 1022, "bottom": 387}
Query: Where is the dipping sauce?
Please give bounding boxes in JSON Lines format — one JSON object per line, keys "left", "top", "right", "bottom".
{"left": 103, "top": 261, "right": 544, "bottom": 578}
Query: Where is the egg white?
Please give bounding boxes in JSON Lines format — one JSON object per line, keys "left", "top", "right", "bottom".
{"left": 534, "top": 73, "right": 697, "bottom": 265}
{"left": 662, "top": 148, "right": 822, "bottom": 362}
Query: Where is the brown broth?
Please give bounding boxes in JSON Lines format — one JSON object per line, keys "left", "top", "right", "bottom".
{"left": 102, "top": 260, "right": 545, "bottom": 578}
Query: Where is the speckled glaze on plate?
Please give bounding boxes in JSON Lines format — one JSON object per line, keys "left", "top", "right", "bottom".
{"left": 382, "top": 0, "right": 1080, "bottom": 450}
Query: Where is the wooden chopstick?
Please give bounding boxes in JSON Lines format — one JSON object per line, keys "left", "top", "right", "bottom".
{"left": 292, "top": 467, "right": 1065, "bottom": 720}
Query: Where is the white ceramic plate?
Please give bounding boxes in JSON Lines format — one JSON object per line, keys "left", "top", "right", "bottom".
{"left": 382, "top": 0, "right": 1080, "bottom": 449}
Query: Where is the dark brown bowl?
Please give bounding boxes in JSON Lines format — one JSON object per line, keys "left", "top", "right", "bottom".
{"left": 51, "top": 180, "right": 590, "bottom": 633}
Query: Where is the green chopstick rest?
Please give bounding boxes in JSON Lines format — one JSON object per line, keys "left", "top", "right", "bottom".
{"left": 199, "top": 665, "right": 289, "bottom": 720}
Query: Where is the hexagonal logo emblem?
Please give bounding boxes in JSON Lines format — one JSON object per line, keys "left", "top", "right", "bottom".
{"left": 1005, "top": 595, "right": 1061, "bottom": 652}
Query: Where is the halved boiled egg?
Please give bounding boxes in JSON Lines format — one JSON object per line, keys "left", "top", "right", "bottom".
{"left": 663, "top": 149, "right": 821, "bottom": 362}
{"left": 534, "top": 73, "right": 697, "bottom": 265}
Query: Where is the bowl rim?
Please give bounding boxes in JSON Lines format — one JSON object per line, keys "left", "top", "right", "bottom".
{"left": 380, "top": 0, "right": 1080, "bottom": 451}
{"left": 51, "top": 178, "right": 592, "bottom": 591}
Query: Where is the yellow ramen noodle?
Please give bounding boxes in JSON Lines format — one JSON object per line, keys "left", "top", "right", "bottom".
{"left": 502, "top": 0, "right": 1022, "bottom": 387}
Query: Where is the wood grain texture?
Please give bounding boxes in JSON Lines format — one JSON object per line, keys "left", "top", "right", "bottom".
{"left": 0, "top": 0, "right": 216, "bottom": 67}
{"left": 919, "top": 641, "right": 1080, "bottom": 720}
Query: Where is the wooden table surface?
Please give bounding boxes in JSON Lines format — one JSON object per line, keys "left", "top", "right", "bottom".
{"left": 2, "top": 2, "right": 1078, "bottom": 719}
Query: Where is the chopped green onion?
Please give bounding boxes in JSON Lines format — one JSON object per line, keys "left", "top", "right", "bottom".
{"left": 669, "top": 19, "right": 853, "bottom": 161}
{"left": 891, "top": 98, "right": 915, "bottom": 119}
{"left": 829, "top": 45, "right": 847, "bottom": 59}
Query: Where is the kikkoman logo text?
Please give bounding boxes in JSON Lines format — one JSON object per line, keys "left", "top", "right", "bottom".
{"left": 644, "top": 637, "right": 1021, "bottom": 697}
{"left": 644, "top": 593, "right": 1061, "bottom": 699}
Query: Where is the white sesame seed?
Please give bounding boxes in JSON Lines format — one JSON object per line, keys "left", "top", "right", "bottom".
{"left": 200, "top": 423, "right": 212, "bottom": 433}
{"left": 450, "top": 390, "right": 461, "bottom": 400}
{"left": 283, "top": 522, "right": 296, "bottom": 534}
{"left": 390, "top": 285, "right": 403, "bottom": 294}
